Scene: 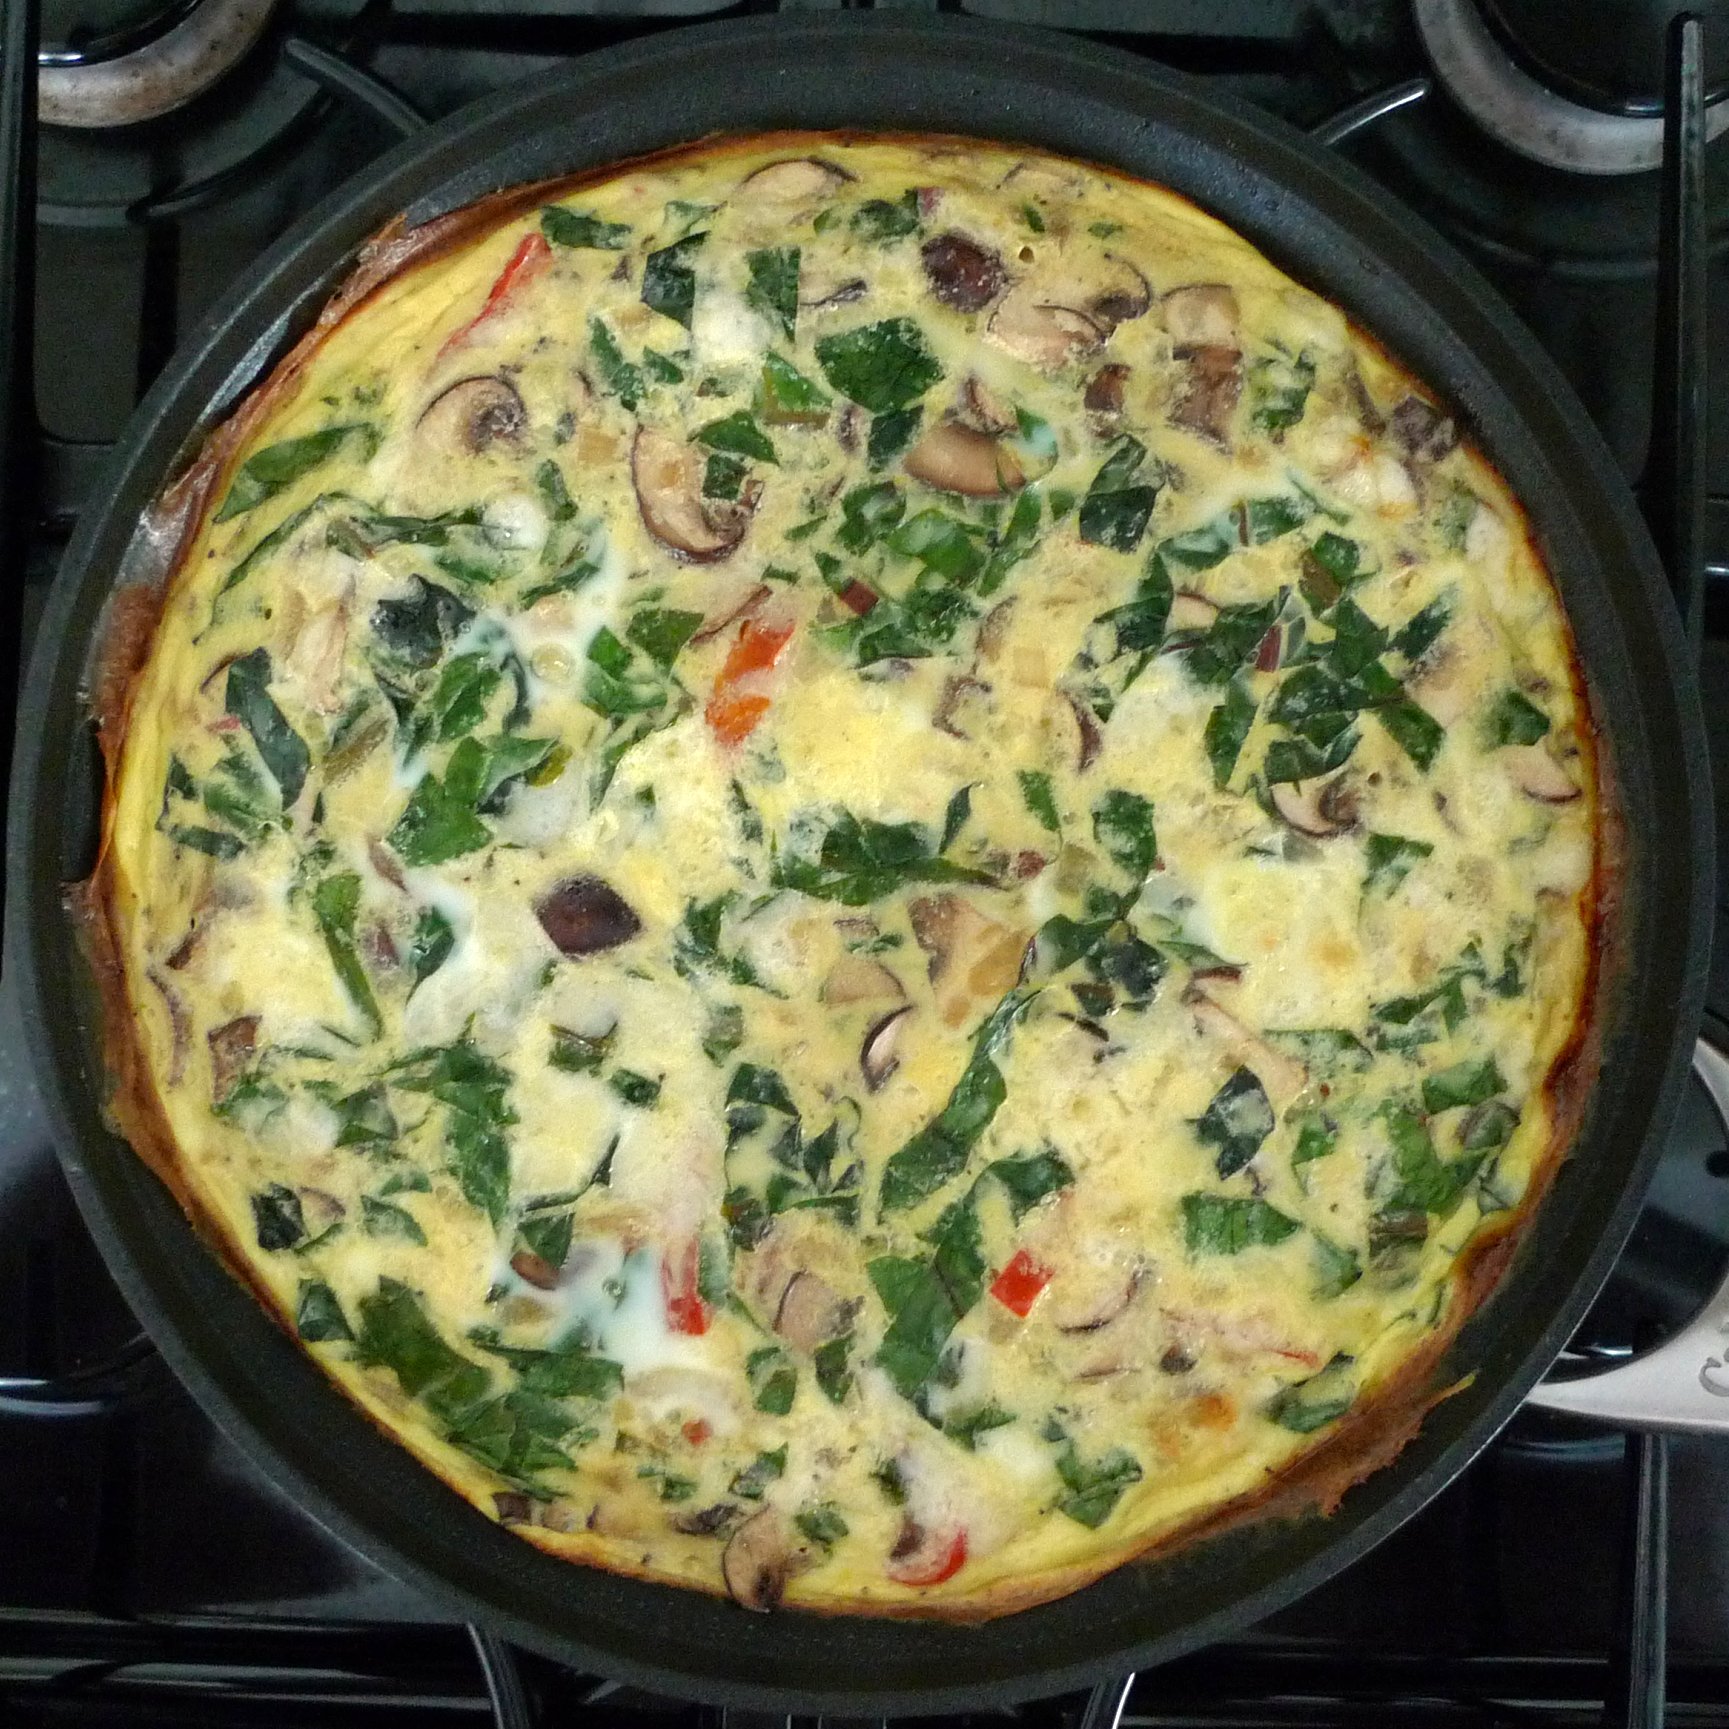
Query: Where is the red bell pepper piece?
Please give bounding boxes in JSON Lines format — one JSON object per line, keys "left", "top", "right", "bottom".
{"left": 889, "top": 1527, "right": 968, "bottom": 1587}
{"left": 705, "top": 617, "right": 795, "bottom": 746}
{"left": 989, "top": 1248, "right": 1053, "bottom": 1319}
{"left": 437, "top": 230, "right": 552, "bottom": 360}
{"left": 661, "top": 1240, "right": 711, "bottom": 1336}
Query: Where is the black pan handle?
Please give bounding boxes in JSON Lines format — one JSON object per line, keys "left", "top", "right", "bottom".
{"left": 0, "top": 0, "right": 41, "bottom": 957}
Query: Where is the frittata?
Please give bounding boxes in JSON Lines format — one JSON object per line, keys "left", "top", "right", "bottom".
{"left": 84, "top": 134, "right": 1602, "bottom": 1618}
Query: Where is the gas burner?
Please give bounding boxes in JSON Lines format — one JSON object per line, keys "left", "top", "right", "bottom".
{"left": 41, "top": 0, "right": 277, "bottom": 129}
{"left": 37, "top": 0, "right": 371, "bottom": 226}
{"left": 1415, "top": 0, "right": 1729, "bottom": 173}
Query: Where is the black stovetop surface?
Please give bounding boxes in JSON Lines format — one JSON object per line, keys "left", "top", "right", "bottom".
{"left": 7, "top": 3, "right": 1729, "bottom": 1723}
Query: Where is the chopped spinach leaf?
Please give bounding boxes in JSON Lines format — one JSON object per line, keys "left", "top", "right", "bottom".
{"left": 641, "top": 230, "right": 706, "bottom": 327}
{"left": 1181, "top": 1193, "right": 1300, "bottom": 1255}
{"left": 940, "top": 783, "right": 974, "bottom": 852}
{"left": 703, "top": 1004, "right": 746, "bottom": 1065}
{"left": 588, "top": 317, "right": 644, "bottom": 409}
{"left": 1291, "top": 1111, "right": 1338, "bottom": 1167}
{"left": 550, "top": 1024, "right": 615, "bottom": 1074}
{"left": 1311, "top": 1235, "right": 1363, "bottom": 1299}
{"left": 393, "top": 1039, "right": 517, "bottom": 1228}
{"left": 675, "top": 895, "right": 766, "bottom": 989}
{"left": 626, "top": 606, "right": 704, "bottom": 671}
{"left": 470, "top": 1327, "right": 624, "bottom": 1400}
{"left": 371, "top": 577, "right": 474, "bottom": 671}
{"left": 1266, "top": 1357, "right": 1356, "bottom": 1432}
{"left": 1091, "top": 789, "right": 1157, "bottom": 879}
{"left": 814, "top": 1333, "right": 855, "bottom": 1404}
{"left": 759, "top": 352, "right": 831, "bottom": 424}
{"left": 731, "top": 1447, "right": 788, "bottom": 1500}
{"left": 869, "top": 1198, "right": 986, "bottom": 1398}
{"left": 1194, "top": 1067, "right": 1275, "bottom": 1178}
{"left": 215, "top": 425, "right": 370, "bottom": 522}
{"left": 987, "top": 1148, "right": 1074, "bottom": 1220}
{"left": 387, "top": 740, "right": 492, "bottom": 866}
{"left": 1078, "top": 437, "right": 1160, "bottom": 553}
{"left": 609, "top": 1069, "right": 662, "bottom": 1108}
{"left": 1461, "top": 1098, "right": 1519, "bottom": 1154}
{"left": 747, "top": 1345, "right": 798, "bottom": 1415}
{"left": 540, "top": 205, "right": 630, "bottom": 250}
{"left": 1381, "top": 1103, "right": 1483, "bottom": 1216}
{"left": 944, "top": 1401, "right": 1015, "bottom": 1450}
{"left": 225, "top": 649, "right": 310, "bottom": 807}
{"left": 868, "top": 406, "right": 923, "bottom": 469}
{"left": 773, "top": 809, "right": 993, "bottom": 906}
{"left": 815, "top": 318, "right": 941, "bottom": 414}
{"left": 795, "top": 1504, "right": 849, "bottom": 1550}
{"left": 1484, "top": 688, "right": 1552, "bottom": 747}
{"left": 295, "top": 1280, "right": 353, "bottom": 1342}
{"left": 1363, "top": 832, "right": 1434, "bottom": 897}
{"left": 1422, "top": 1056, "right": 1505, "bottom": 1114}
{"left": 1205, "top": 678, "right": 1257, "bottom": 788}
{"left": 252, "top": 1183, "right": 305, "bottom": 1251}
{"left": 362, "top": 1194, "right": 427, "bottom": 1245}
{"left": 310, "top": 872, "right": 383, "bottom": 1038}
{"left": 745, "top": 246, "right": 800, "bottom": 341}
{"left": 1018, "top": 769, "right": 1061, "bottom": 834}
{"left": 1392, "top": 594, "right": 1451, "bottom": 661}
{"left": 1054, "top": 1443, "right": 1143, "bottom": 1528}
{"left": 1182, "top": 597, "right": 1282, "bottom": 688}
{"left": 355, "top": 1279, "right": 490, "bottom": 1424}
{"left": 1376, "top": 698, "right": 1445, "bottom": 770}
{"left": 1246, "top": 346, "right": 1316, "bottom": 437}
{"left": 852, "top": 190, "right": 920, "bottom": 242}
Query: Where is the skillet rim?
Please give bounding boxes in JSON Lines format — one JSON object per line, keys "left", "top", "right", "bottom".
{"left": 6, "top": 11, "right": 1712, "bottom": 1711}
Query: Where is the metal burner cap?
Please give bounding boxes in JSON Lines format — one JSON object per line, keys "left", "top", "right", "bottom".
{"left": 39, "top": 0, "right": 277, "bottom": 129}
{"left": 1479, "top": 0, "right": 1729, "bottom": 116}
{"left": 1417, "top": 0, "right": 1729, "bottom": 174}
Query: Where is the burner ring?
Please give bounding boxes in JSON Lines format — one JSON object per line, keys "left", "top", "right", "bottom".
{"left": 40, "top": 0, "right": 276, "bottom": 130}
{"left": 1416, "top": 0, "right": 1729, "bottom": 174}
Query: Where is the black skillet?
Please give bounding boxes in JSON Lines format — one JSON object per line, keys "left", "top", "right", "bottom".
{"left": 5, "top": 11, "right": 1713, "bottom": 1714}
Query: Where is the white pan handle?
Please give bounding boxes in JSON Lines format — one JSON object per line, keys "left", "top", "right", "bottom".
{"left": 1526, "top": 1036, "right": 1729, "bottom": 1432}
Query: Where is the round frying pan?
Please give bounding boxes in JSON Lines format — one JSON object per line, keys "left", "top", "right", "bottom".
{"left": 6, "top": 12, "right": 1713, "bottom": 1713}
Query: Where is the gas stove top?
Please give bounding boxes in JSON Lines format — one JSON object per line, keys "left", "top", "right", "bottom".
{"left": 6, "top": 2, "right": 1729, "bottom": 1724}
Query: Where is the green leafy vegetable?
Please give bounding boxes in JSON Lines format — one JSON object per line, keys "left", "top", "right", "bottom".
{"left": 868, "top": 406, "right": 922, "bottom": 469}
{"left": 1422, "top": 1056, "right": 1505, "bottom": 1114}
{"left": 1246, "top": 346, "right": 1316, "bottom": 437}
{"left": 1181, "top": 1193, "right": 1300, "bottom": 1255}
{"left": 225, "top": 649, "right": 310, "bottom": 807}
{"left": 1376, "top": 698, "right": 1446, "bottom": 770}
{"left": 1018, "top": 770, "right": 1061, "bottom": 834}
{"left": 251, "top": 1184, "right": 305, "bottom": 1251}
{"left": 355, "top": 1279, "right": 490, "bottom": 1424}
{"left": 1363, "top": 832, "right": 1433, "bottom": 897}
{"left": 295, "top": 1280, "right": 353, "bottom": 1342}
{"left": 879, "top": 991, "right": 1036, "bottom": 1214}
{"left": 626, "top": 607, "right": 704, "bottom": 671}
{"left": 470, "top": 1327, "right": 624, "bottom": 1400}
{"left": 588, "top": 317, "right": 644, "bottom": 409}
{"left": 814, "top": 1333, "right": 855, "bottom": 1404}
{"left": 748, "top": 1345, "right": 798, "bottom": 1415}
{"left": 362, "top": 1195, "right": 427, "bottom": 1245}
{"left": 674, "top": 894, "right": 766, "bottom": 989}
{"left": 408, "top": 905, "right": 456, "bottom": 993}
{"left": 731, "top": 1447, "right": 787, "bottom": 1499}
{"left": 550, "top": 1024, "right": 615, "bottom": 1074}
{"left": 987, "top": 1148, "right": 1075, "bottom": 1220}
{"left": 1392, "top": 594, "right": 1451, "bottom": 661}
{"left": 944, "top": 1402, "right": 1015, "bottom": 1449}
{"left": 1183, "top": 598, "right": 1281, "bottom": 688}
{"left": 393, "top": 1039, "right": 517, "bottom": 1227}
{"left": 815, "top": 318, "right": 942, "bottom": 414}
{"left": 869, "top": 1199, "right": 986, "bottom": 1397}
{"left": 540, "top": 205, "right": 630, "bottom": 250}
{"left": 310, "top": 872, "right": 383, "bottom": 1038}
{"left": 1078, "top": 437, "right": 1160, "bottom": 553}
{"left": 758, "top": 352, "right": 831, "bottom": 424}
{"left": 695, "top": 410, "right": 777, "bottom": 464}
{"left": 1091, "top": 789, "right": 1157, "bottom": 879}
{"left": 852, "top": 191, "right": 920, "bottom": 241}
{"left": 745, "top": 246, "right": 800, "bottom": 340}
{"left": 1194, "top": 1067, "right": 1275, "bottom": 1177}
{"left": 1484, "top": 688, "right": 1552, "bottom": 747}
{"left": 1054, "top": 1444, "right": 1143, "bottom": 1527}
{"left": 1381, "top": 1104, "right": 1484, "bottom": 1216}
{"left": 795, "top": 1504, "right": 849, "bottom": 1550}
{"left": 1266, "top": 1357, "right": 1356, "bottom": 1432}
{"left": 1311, "top": 1235, "right": 1363, "bottom": 1299}
{"left": 641, "top": 231, "right": 706, "bottom": 327}
{"left": 1205, "top": 678, "right": 1257, "bottom": 788}
{"left": 609, "top": 1069, "right": 662, "bottom": 1108}
{"left": 773, "top": 809, "right": 993, "bottom": 906}
{"left": 1291, "top": 1111, "right": 1338, "bottom": 1167}
{"left": 388, "top": 740, "right": 492, "bottom": 866}
{"left": 215, "top": 425, "right": 370, "bottom": 522}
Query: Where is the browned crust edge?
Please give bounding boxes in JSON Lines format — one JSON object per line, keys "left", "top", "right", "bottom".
{"left": 77, "top": 127, "right": 1617, "bottom": 1624}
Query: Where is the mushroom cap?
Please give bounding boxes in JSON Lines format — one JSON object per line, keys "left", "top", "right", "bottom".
{"left": 631, "top": 426, "right": 753, "bottom": 562}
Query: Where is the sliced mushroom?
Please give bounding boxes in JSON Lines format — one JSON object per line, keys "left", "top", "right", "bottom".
{"left": 903, "top": 420, "right": 1024, "bottom": 498}
{"left": 775, "top": 1270, "right": 859, "bottom": 1353}
{"left": 821, "top": 954, "right": 904, "bottom": 1007}
{"left": 986, "top": 286, "right": 1104, "bottom": 371}
{"left": 510, "top": 1248, "right": 561, "bottom": 1291}
{"left": 691, "top": 582, "right": 771, "bottom": 646}
{"left": 1170, "top": 346, "right": 1242, "bottom": 446}
{"left": 1162, "top": 284, "right": 1240, "bottom": 351}
{"left": 673, "top": 1502, "right": 744, "bottom": 1538}
{"left": 1082, "top": 256, "right": 1153, "bottom": 332}
{"left": 959, "top": 375, "right": 1017, "bottom": 435}
{"left": 1270, "top": 777, "right": 1357, "bottom": 839}
{"left": 920, "top": 232, "right": 1007, "bottom": 313}
{"left": 1187, "top": 991, "right": 1307, "bottom": 1104}
{"left": 534, "top": 875, "right": 642, "bottom": 957}
{"left": 631, "top": 426, "right": 754, "bottom": 563}
{"left": 1084, "top": 363, "right": 1129, "bottom": 418}
{"left": 798, "top": 273, "right": 867, "bottom": 311}
{"left": 861, "top": 1004, "right": 912, "bottom": 1090}
{"left": 722, "top": 1509, "right": 808, "bottom": 1612}
{"left": 206, "top": 1013, "right": 258, "bottom": 1102}
{"left": 910, "top": 896, "right": 1027, "bottom": 1029}
{"left": 1505, "top": 743, "right": 1580, "bottom": 803}
{"left": 417, "top": 375, "right": 527, "bottom": 455}
{"left": 977, "top": 598, "right": 1017, "bottom": 662}
{"left": 1389, "top": 394, "right": 1459, "bottom": 463}
{"left": 494, "top": 1491, "right": 533, "bottom": 1526}
{"left": 1062, "top": 689, "right": 1103, "bottom": 772}
{"left": 1051, "top": 1265, "right": 1146, "bottom": 1335}
{"left": 1167, "top": 591, "right": 1220, "bottom": 633}
{"left": 738, "top": 157, "right": 852, "bottom": 204}
{"left": 933, "top": 674, "right": 992, "bottom": 739}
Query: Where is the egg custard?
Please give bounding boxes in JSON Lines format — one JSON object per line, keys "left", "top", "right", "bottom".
{"left": 82, "top": 135, "right": 1603, "bottom": 1619}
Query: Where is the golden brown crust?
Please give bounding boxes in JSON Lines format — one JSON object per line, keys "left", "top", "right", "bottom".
{"left": 81, "top": 127, "right": 1614, "bottom": 1623}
